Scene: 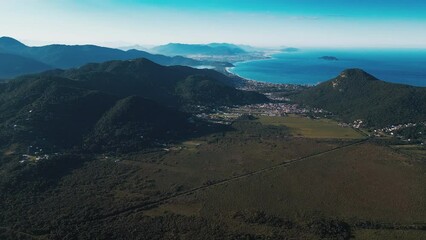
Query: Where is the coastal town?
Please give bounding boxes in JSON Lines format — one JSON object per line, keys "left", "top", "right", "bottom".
{"left": 196, "top": 103, "right": 425, "bottom": 145}
{"left": 238, "top": 79, "right": 306, "bottom": 93}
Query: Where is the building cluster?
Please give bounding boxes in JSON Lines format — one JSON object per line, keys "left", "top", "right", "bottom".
{"left": 195, "top": 112, "right": 241, "bottom": 125}
{"left": 338, "top": 119, "right": 364, "bottom": 129}
{"left": 20, "top": 153, "right": 50, "bottom": 164}
{"left": 233, "top": 103, "right": 314, "bottom": 116}
{"left": 19, "top": 145, "right": 60, "bottom": 164}
{"left": 376, "top": 123, "right": 417, "bottom": 134}
{"left": 373, "top": 122, "right": 424, "bottom": 140}
{"left": 238, "top": 80, "right": 304, "bottom": 92}
{"left": 192, "top": 52, "right": 268, "bottom": 63}
{"left": 352, "top": 119, "right": 364, "bottom": 129}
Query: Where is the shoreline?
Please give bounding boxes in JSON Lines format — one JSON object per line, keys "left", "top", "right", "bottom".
{"left": 224, "top": 52, "right": 312, "bottom": 87}
{"left": 224, "top": 52, "right": 278, "bottom": 82}
{"left": 224, "top": 50, "right": 426, "bottom": 88}
{"left": 224, "top": 63, "right": 309, "bottom": 88}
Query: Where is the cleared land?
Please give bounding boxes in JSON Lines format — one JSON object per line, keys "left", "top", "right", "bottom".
{"left": 257, "top": 115, "right": 365, "bottom": 139}
{"left": 193, "top": 142, "right": 426, "bottom": 222}
{"left": 141, "top": 118, "right": 424, "bottom": 239}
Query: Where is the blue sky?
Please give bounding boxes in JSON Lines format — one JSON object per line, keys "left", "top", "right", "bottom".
{"left": 1, "top": 0, "right": 426, "bottom": 48}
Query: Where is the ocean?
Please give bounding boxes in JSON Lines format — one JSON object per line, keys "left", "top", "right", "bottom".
{"left": 228, "top": 49, "right": 426, "bottom": 87}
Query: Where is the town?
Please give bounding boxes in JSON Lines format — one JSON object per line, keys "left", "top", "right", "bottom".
{"left": 195, "top": 102, "right": 329, "bottom": 125}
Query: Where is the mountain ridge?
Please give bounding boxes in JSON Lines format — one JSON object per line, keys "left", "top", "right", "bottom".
{"left": 0, "top": 37, "right": 231, "bottom": 79}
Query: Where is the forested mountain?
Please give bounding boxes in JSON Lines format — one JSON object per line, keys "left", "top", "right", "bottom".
{"left": 60, "top": 58, "right": 266, "bottom": 106}
{"left": 0, "top": 58, "right": 266, "bottom": 151}
{"left": 293, "top": 69, "right": 426, "bottom": 127}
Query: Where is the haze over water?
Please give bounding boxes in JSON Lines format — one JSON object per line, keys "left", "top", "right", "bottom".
{"left": 229, "top": 49, "right": 426, "bottom": 87}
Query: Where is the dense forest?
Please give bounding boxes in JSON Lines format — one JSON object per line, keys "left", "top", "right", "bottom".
{"left": 293, "top": 69, "right": 426, "bottom": 127}
{"left": 0, "top": 58, "right": 266, "bottom": 153}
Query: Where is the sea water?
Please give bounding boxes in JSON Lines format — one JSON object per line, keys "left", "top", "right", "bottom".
{"left": 228, "top": 49, "right": 426, "bottom": 86}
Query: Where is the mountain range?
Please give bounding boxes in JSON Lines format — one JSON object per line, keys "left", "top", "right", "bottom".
{"left": 0, "top": 58, "right": 266, "bottom": 152}
{"left": 151, "top": 43, "right": 248, "bottom": 56}
{"left": 0, "top": 37, "right": 231, "bottom": 79}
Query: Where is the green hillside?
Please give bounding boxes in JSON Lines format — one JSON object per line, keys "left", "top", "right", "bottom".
{"left": 293, "top": 69, "right": 426, "bottom": 127}
{"left": 60, "top": 58, "right": 267, "bottom": 107}
{"left": 86, "top": 96, "right": 196, "bottom": 153}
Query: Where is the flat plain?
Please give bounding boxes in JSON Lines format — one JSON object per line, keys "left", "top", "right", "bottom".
{"left": 258, "top": 115, "right": 365, "bottom": 139}
{"left": 1, "top": 115, "right": 425, "bottom": 239}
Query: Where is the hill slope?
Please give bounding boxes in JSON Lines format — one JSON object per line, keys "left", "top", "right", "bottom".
{"left": 0, "top": 53, "right": 51, "bottom": 79}
{"left": 293, "top": 69, "right": 426, "bottom": 127}
{"left": 86, "top": 96, "right": 195, "bottom": 152}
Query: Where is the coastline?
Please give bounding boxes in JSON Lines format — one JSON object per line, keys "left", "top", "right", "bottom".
{"left": 224, "top": 51, "right": 280, "bottom": 83}
{"left": 223, "top": 51, "right": 313, "bottom": 87}
{"left": 224, "top": 65, "right": 260, "bottom": 83}
{"left": 224, "top": 60, "right": 308, "bottom": 90}
{"left": 223, "top": 50, "right": 317, "bottom": 85}
{"left": 224, "top": 49, "right": 426, "bottom": 87}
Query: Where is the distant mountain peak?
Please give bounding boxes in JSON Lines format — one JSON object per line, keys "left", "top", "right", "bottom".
{"left": 0, "top": 36, "right": 27, "bottom": 48}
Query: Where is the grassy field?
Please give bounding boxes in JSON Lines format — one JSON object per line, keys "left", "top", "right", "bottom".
{"left": 258, "top": 115, "right": 365, "bottom": 139}
{"left": 146, "top": 139, "right": 426, "bottom": 239}
{"left": 192, "top": 142, "right": 426, "bottom": 222}
{"left": 80, "top": 118, "right": 426, "bottom": 238}
{"left": 123, "top": 119, "right": 345, "bottom": 198}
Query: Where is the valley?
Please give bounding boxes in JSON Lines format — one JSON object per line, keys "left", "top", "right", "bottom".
{"left": 0, "top": 57, "right": 425, "bottom": 239}
{"left": 1, "top": 0, "right": 426, "bottom": 239}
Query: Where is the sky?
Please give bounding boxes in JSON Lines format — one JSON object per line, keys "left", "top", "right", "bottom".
{"left": 1, "top": 0, "right": 426, "bottom": 48}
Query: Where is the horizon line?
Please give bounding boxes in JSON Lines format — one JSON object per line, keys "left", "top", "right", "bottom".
{"left": 2, "top": 36, "right": 426, "bottom": 50}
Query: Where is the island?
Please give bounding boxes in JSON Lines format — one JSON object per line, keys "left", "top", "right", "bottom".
{"left": 319, "top": 56, "right": 339, "bottom": 61}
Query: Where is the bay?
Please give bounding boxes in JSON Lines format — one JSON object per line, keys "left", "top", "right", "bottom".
{"left": 228, "top": 49, "right": 426, "bottom": 86}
